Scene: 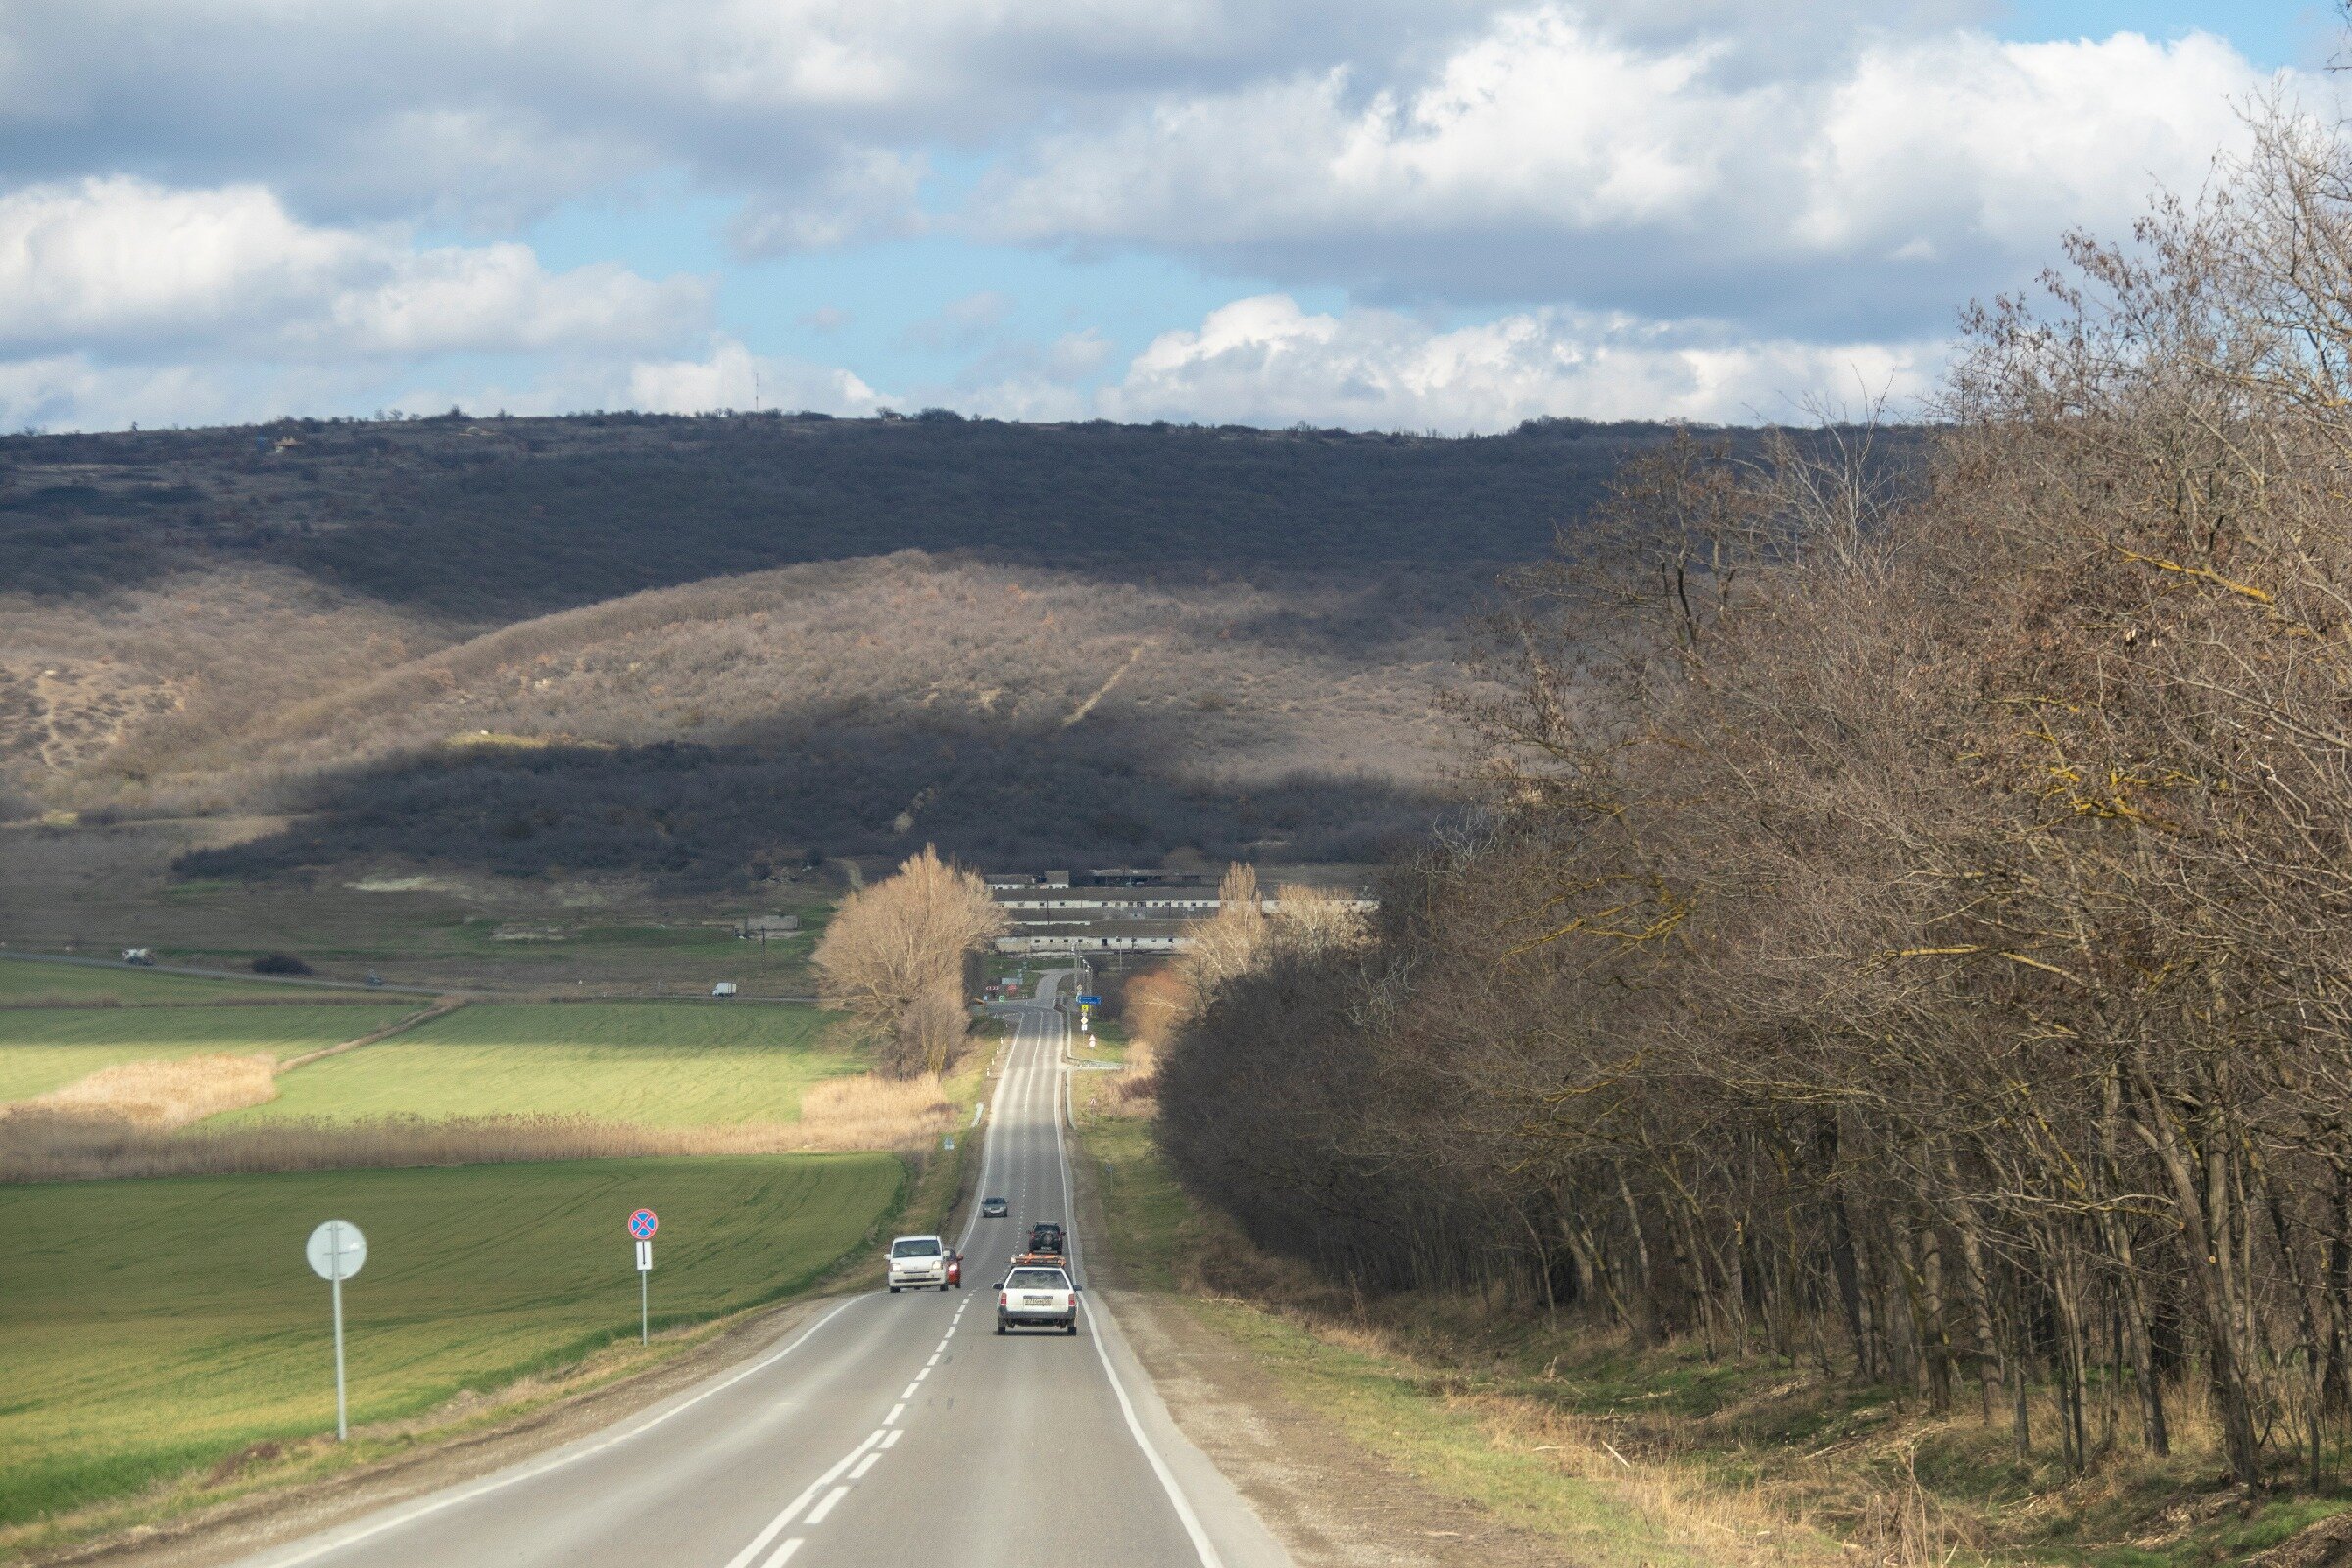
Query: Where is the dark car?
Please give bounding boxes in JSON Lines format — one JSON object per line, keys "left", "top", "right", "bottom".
{"left": 1027, "top": 1222, "right": 1065, "bottom": 1255}
{"left": 981, "top": 1196, "right": 1009, "bottom": 1218}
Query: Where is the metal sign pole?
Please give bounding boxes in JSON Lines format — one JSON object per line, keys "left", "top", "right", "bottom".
{"left": 307, "top": 1219, "right": 366, "bottom": 1444}
{"left": 331, "top": 1268, "right": 348, "bottom": 1441}
{"left": 628, "top": 1210, "right": 659, "bottom": 1345}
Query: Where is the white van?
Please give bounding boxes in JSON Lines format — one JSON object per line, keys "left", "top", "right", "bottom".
{"left": 887, "top": 1234, "right": 950, "bottom": 1292}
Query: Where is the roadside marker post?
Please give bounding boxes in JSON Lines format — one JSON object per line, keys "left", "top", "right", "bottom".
{"left": 304, "top": 1220, "right": 368, "bottom": 1441}
{"left": 629, "top": 1209, "right": 659, "bottom": 1344}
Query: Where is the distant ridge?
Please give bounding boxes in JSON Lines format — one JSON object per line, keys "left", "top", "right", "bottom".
{"left": 1, "top": 411, "right": 1714, "bottom": 614}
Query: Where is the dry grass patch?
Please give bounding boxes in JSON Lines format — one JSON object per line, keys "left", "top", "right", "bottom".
{"left": 0, "top": 1070, "right": 952, "bottom": 1181}
{"left": 787, "top": 1070, "right": 952, "bottom": 1151}
{"left": 1098, "top": 1036, "right": 1161, "bottom": 1117}
{"left": 22, "top": 1052, "right": 277, "bottom": 1127}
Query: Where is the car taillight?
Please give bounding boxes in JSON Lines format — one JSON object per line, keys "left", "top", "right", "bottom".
{"left": 1000, "top": 1292, "right": 1009, "bottom": 1306}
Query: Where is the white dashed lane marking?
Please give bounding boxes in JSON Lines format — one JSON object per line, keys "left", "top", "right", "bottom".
{"left": 719, "top": 1431, "right": 881, "bottom": 1568}
{"left": 718, "top": 1000, "right": 1122, "bottom": 1568}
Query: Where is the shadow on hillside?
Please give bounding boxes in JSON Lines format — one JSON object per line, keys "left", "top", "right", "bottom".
{"left": 176, "top": 720, "right": 1447, "bottom": 891}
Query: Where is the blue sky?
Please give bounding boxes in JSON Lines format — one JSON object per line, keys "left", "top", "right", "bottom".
{"left": 0, "top": 2, "right": 2328, "bottom": 433}
{"left": 2002, "top": 1, "right": 2329, "bottom": 64}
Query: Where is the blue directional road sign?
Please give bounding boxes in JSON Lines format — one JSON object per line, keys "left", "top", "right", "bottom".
{"left": 1077, "top": 995, "right": 1102, "bottom": 1005}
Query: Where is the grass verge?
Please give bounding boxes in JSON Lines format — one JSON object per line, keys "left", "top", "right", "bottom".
{"left": 1075, "top": 1088, "right": 1838, "bottom": 1567}
{"left": 0, "top": 1154, "right": 902, "bottom": 1546}
{"left": 0, "top": 1008, "right": 994, "bottom": 1562}
{"left": 1072, "top": 1070, "right": 2352, "bottom": 1568}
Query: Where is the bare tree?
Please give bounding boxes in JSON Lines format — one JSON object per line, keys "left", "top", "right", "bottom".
{"left": 813, "top": 846, "right": 1005, "bottom": 1077}
{"left": 1157, "top": 99, "right": 2352, "bottom": 1496}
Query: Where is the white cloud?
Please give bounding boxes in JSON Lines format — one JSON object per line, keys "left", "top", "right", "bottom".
{"left": 1793, "top": 31, "right": 2255, "bottom": 254}
{"left": 0, "top": 2, "right": 2316, "bottom": 434}
{"left": 623, "top": 337, "right": 886, "bottom": 416}
{"left": 0, "top": 1, "right": 1451, "bottom": 229}
{"left": 981, "top": 8, "right": 2297, "bottom": 329}
{"left": 0, "top": 177, "right": 709, "bottom": 359}
{"left": 729, "top": 148, "right": 930, "bottom": 254}
{"left": 0, "top": 353, "right": 234, "bottom": 434}
{"left": 1047, "top": 328, "right": 1116, "bottom": 381}
{"left": 1092, "top": 294, "right": 1938, "bottom": 431}
{"left": 992, "top": 13, "right": 1751, "bottom": 246}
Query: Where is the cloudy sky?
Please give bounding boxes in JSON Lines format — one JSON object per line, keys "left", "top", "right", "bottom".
{"left": 0, "top": 1, "right": 2332, "bottom": 434}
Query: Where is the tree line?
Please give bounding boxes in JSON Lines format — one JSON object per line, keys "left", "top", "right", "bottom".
{"left": 1156, "top": 110, "right": 2352, "bottom": 1491}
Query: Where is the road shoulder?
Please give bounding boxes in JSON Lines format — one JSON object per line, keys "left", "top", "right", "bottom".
{"left": 24, "top": 1291, "right": 840, "bottom": 1568}
{"left": 1068, "top": 1102, "right": 1581, "bottom": 1567}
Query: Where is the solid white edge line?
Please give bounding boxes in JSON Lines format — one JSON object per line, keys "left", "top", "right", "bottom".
{"left": 1043, "top": 972, "right": 1226, "bottom": 1568}
{"left": 263, "top": 1295, "right": 866, "bottom": 1568}
{"left": 720, "top": 1431, "right": 881, "bottom": 1568}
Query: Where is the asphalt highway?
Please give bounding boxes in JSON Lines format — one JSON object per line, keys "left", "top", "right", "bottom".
{"left": 230, "top": 972, "right": 1291, "bottom": 1568}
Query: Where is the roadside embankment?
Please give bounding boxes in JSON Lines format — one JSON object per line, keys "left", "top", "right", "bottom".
{"left": 1070, "top": 1081, "right": 1843, "bottom": 1568}
{"left": 1071, "top": 1068, "right": 2352, "bottom": 1568}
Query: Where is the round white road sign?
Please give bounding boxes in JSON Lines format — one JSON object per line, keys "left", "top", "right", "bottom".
{"left": 306, "top": 1220, "right": 368, "bottom": 1281}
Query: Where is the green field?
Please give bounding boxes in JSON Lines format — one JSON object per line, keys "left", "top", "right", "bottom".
{"left": 0, "top": 1155, "right": 903, "bottom": 1527}
{"left": 0, "top": 957, "right": 391, "bottom": 1007}
{"left": 0, "top": 1005, "right": 419, "bottom": 1102}
{"left": 220, "top": 1002, "right": 858, "bottom": 1126}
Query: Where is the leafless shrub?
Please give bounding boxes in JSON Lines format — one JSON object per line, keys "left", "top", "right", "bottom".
{"left": 1268, "top": 883, "right": 1370, "bottom": 954}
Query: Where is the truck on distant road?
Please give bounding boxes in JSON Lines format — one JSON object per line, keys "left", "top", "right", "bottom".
{"left": 997, "top": 1265, "right": 1078, "bottom": 1334}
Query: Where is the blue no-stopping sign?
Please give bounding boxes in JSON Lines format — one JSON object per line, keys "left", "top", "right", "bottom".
{"left": 628, "top": 1208, "right": 659, "bottom": 1239}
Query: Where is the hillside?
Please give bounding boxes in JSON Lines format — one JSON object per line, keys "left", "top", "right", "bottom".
{"left": 0, "top": 411, "right": 1707, "bottom": 886}
{"left": 0, "top": 410, "right": 1680, "bottom": 614}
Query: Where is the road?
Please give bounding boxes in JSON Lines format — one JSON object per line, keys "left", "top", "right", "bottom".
{"left": 230, "top": 971, "right": 1290, "bottom": 1568}
{"left": 0, "top": 947, "right": 816, "bottom": 1004}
